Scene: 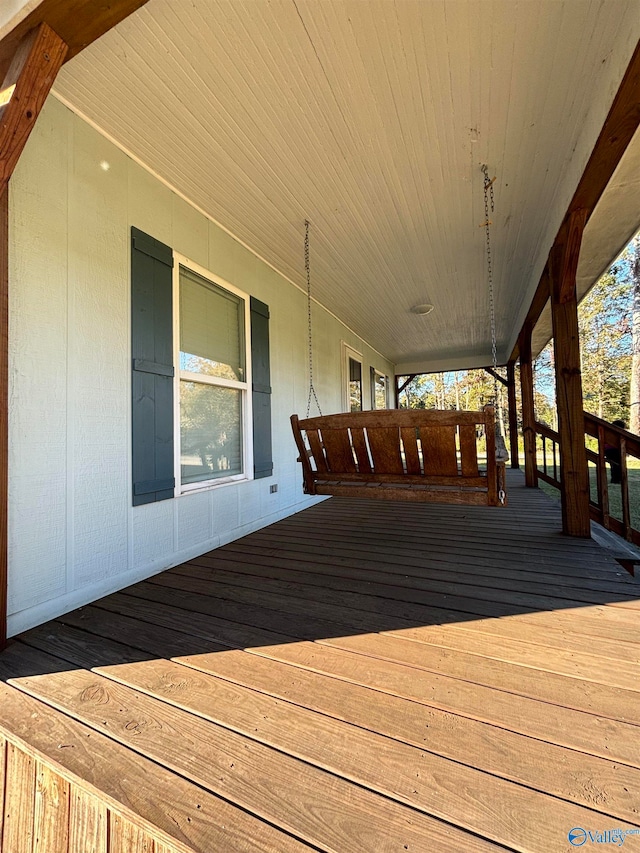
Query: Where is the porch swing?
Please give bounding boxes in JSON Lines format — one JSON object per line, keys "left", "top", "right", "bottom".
{"left": 290, "top": 167, "right": 508, "bottom": 507}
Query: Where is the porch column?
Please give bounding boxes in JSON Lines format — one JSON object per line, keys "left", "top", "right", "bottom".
{"left": 518, "top": 323, "right": 537, "bottom": 488}
{"left": 549, "top": 210, "right": 591, "bottom": 537}
{"left": 506, "top": 360, "right": 519, "bottom": 469}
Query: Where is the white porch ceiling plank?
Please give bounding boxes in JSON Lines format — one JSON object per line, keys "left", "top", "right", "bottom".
{"left": 50, "top": 0, "right": 640, "bottom": 372}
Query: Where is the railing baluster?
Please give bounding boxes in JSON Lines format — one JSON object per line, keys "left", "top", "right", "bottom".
{"left": 596, "top": 424, "right": 609, "bottom": 528}
{"left": 553, "top": 439, "right": 558, "bottom": 482}
{"left": 542, "top": 435, "right": 547, "bottom": 475}
{"left": 620, "top": 437, "right": 631, "bottom": 541}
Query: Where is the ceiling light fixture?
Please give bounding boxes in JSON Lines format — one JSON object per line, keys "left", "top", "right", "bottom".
{"left": 410, "top": 303, "right": 434, "bottom": 315}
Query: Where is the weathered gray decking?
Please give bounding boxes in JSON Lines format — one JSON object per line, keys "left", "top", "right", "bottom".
{"left": 1, "top": 470, "right": 639, "bottom": 852}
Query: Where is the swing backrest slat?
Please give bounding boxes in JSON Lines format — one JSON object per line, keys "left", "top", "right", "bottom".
{"left": 459, "top": 424, "right": 480, "bottom": 477}
{"left": 421, "top": 425, "right": 458, "bottom": 476}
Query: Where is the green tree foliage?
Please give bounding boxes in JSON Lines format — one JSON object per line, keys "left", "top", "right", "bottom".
{"left": 578, "top": 269, "right": 631, "bottom": 423}
{"left": 398, "top": 368, "right": 507, "bottom": 416}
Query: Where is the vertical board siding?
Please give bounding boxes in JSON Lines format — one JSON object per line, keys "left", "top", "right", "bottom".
{"left": 0, "top": 739, "right": 183, "bottom": 853}
{"left": 69, "top": 788, "right": 108, "bottom": 853}
{"left": 2, "top": 742, "right": 36, "bottom": 852}
{"left": 33, "top": 762, "right": 71, "bottom": 853}
{"left": 109, "top": 813, "right": 154, "bottom": 853}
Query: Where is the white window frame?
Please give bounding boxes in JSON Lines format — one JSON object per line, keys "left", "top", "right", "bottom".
{"left": 371, "top": 367, "right": 389, "bottom": 409}
{"left": 342, "top": 342, "right": 363, "bottom": 413}
{"left": 173, "top": 254, "right": 253, "bottom": 495}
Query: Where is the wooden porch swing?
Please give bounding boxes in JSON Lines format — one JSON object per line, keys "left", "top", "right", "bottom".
{"left": 291, "top": 406, "right": 507, "bottom": 505}
{"left": 291, "top": 169, "right": 508, "bottom": 507}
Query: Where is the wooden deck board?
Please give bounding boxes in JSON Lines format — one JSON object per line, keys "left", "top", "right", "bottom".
{"left": 0, "top": 682, "right": 314, "bottom": 853}
{"left": 1, "top": 471, "right": 639, "bottom": 851}
{"left": 13, "top": 670, "right": 500, "bottom": 853}
{"left": 14, "top": 604, "right": 640, "bottom": 823}
{"left": 86, "top": 657, "right": 636, "bottom": 852}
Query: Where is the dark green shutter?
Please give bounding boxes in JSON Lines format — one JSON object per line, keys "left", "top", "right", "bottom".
{"left": 131, "top": 227, "right": 175, "bottom": 505}
{"left": 250, "top": 297, "right": 273, "bottom": 479}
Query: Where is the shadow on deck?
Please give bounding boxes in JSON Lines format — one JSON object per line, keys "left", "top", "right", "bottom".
{"left": 0, "top": 470, "right": 639, "bottom": 852}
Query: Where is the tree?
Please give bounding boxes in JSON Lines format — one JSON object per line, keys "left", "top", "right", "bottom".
{"left": 629, "top": 236, "right": 640, "bottom": 433}
{"left": 578, "top": 269, "right": 631, "bottom": 424}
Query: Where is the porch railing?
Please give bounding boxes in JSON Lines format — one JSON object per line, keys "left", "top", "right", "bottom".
{"left": 533, "top": 415, "right": 640, "bottom": 545}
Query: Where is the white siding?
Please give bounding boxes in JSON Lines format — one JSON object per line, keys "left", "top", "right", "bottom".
{"left": 7, "top": 96, "right": 394, "bottom": 636}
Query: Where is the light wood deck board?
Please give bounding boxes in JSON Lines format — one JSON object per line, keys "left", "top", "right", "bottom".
{"left": 0, "top": 683, "right": 313, "bottom": 853}
{"left": 10, "top": 624, "right": 640, "bottom": 826}
{"left": 12, "top": 670, "right": 500, "bottom": 853}
{"left": 88, "top": 657, "right": 636, "bottom": 851}
{"left": 14, "top": 607, "right": 640, "bottom": 821}
{"left": 1, "top": 471, "right": 639, "bottom": 851}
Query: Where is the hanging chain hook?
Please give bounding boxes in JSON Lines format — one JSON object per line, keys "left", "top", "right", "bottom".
{"left": 481, "top": 166, "right": 508, "bottom": 500}
{"left": 305, "top": 220, "right": 322, "bottom": 417}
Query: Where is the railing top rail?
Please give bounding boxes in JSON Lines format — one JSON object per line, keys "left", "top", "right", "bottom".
{"left": 534, "top": 420, "right": 559, "bottom": 440}
{"left": 584, "top": 411, "right": 640, "bottom": 456}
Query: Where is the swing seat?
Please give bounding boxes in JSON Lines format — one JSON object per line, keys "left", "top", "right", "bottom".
{"left": 291, "top": 407, "right": 507, "bottom": 506}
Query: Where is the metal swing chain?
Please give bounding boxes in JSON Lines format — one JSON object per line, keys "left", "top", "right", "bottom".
{"left": 305, "top": 220, "right": 322, "bottom": 417}
{"left": 481, "top": 165, "right": 507, "bottom": 502}
{"left": 481, "top": 164, "right": 498, "bottom": 399}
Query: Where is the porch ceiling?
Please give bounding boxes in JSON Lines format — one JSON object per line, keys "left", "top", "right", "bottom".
{"left": 46, "top": 0, "right": 640, "bottom": 373}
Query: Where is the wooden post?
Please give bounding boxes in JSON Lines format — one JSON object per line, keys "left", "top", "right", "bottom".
{"left": 506, "top": 360, "right": 519, "bottom": 469}
{"left": 0, "top": 24, "right": 68, "bottom": 187}
{"left": 519, "top": 323, "right": 537, "bottom": 487}
{"left": 549, "top": 211, "right": 591, "bottom": 537}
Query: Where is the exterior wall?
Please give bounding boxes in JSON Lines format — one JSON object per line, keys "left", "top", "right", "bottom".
{"left": 7, "top": 96, "right": 394, "bottom": 636}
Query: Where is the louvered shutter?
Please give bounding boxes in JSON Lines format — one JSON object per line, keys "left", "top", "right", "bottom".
{"left": 250, "top": 297, "right": 273, "bottom": 479}
{"left": 131, "top": 227, "right": 175, "bottom": 505}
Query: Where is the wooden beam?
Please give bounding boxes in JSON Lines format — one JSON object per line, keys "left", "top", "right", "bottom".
{"left": 511, "top": 38, "right": 640, "bottom": 360}
{"left": 396, "top": 374, "right": 418, "bottom": 395}
{"left": 0, "top": 1, "right": 150, "bottom": 84}
{"left": 0, "top": 23, "right": 67, "bottom": 187}
{"left": 506, "top": 360, "right": 519, "bottom": 470}
{"left": 570, "top": 38, "right": 640, "bottom": 216}
{"left": 0, "top": 184, "right": 6, "bottom": 650}
{"left": 556, "top": 209, "right": 589, "bottom": 304}
{"left": 549, "top": 243, "right": 591, "bottom": 537}
{"left": 519, "top": 324, "right": 537, "bottom": 488}
{"left": 483, "top": 367, "right": 508, "bottom": 387}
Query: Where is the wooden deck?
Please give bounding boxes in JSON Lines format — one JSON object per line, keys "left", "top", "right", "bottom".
{"left": 1, "top": 470, "right": 640, "bottom": 852}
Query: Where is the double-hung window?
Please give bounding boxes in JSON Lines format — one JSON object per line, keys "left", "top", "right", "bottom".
{"left": 175, "top": 260, "right": 252, "bottom": 492}
{"left": 131, "top": 227, "right": 271, "bottom": 507}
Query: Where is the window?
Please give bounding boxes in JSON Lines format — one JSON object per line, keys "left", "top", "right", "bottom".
{"left": 175, "top": 260, "right": 252, "bottom": 492}
{"left": 342, "top": 344, "right": 363, "bottom": 412}
{"left": 371, "top": 368, "right": 389, "bottom": 409}
{"left": 130, "top": 227, "right": 272, "bottom": 507}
